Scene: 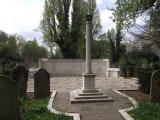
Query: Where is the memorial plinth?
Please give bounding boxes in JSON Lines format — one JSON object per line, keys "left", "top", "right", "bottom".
{"left": 70, "top": 15, "right": 113, "bottom": 103}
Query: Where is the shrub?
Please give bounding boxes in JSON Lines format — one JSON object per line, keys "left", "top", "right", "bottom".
{"left": 127, "top": 66, "right": 136, "bottom": 77}
{"left": 136, "top": 66, "right": 153, "bottom": 93}
{"left": 118, "top": 57, "right": 127, "bottom": 76}
{"left": 135, "top": 63, "right": 160, "bottom": 94}
{"left": 118, "top": 57, "right": 136, "bottom": 77}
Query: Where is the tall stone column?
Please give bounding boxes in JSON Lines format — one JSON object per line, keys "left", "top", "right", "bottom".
{"left": 70, "top": 14, "right": 113, "bottom": 103}
{"left": 82, "top": 14, "right": 96, "bottom": 91}
{"left": 86, "top": 15, "right": 92, "bottom": 74}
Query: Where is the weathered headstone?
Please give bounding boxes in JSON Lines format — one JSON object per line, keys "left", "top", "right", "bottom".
{"left": 150, "top": 69, "right": 160, "bottom": 102}
{"left": 12, "top": 65, "right": 29, "bottom": 98}
{"left": 0, "top": 75, "right": 20, "bottom": 120}
{"left": 34, "top": 68, "right": 50, "bottom": 98}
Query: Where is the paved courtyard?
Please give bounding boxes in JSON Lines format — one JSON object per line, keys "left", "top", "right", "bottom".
{"left": 27, "top": 77, "right": 138, "bottom": 120}
{"left": 27, "top": 77, "right": 138, "bottom": 92}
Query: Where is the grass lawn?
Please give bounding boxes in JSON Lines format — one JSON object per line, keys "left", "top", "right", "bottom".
{"left": 129, "top": 102, "right": 160, "bottom": 120}
{"left": 21, "top": 98, "right": 73, "bottom": 120}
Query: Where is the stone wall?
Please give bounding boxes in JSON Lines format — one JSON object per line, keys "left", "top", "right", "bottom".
{"left": 39, "top": 59, "right": 110, "bottom": 77}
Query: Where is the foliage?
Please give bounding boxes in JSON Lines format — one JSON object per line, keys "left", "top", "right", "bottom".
{"left": 136, "top": 66, "right": 153, "bottom": 93}
{"left": 0, "top": 31, "right": 23, "bottom": 74}
{"left": 129, "top": 102, "right": 160, "bottom": 120}
{"left": 0, "top": 31, "right": 48, "bottom": 73}
{"left": 127, "top": 48, "right": 159, "bottom": 66}
{"left": 0, "top": 31, "right": 21, "bottom": 61}
{"left": 114, "top": 0, "right": 156, "bottom": 28}
{"left": 21, "top": 40, "right": 48, "bottom": 67}
{"left": 77, "top": 34, "right": 111, "bottom": 59}
{"left": 54, "top": 47, "right": 62, "bottom": 58}
{"left": 91, "top": 40, "right": 110, "bottom": 59}
{"left": 136, "top": 63, "right": 160, "bottom": 93}
{"left": 118, "top": 47, "right": 159, "bottom": 78}
{"left": 118, "top": 56, "right": 127, "bottom": 76}
{"left": 107, "top": 29, "right": 116, "bottom": 63}
{"left": 20, "top": 98, "right": 72, "bottom": 120}
{"left": 114, "top": 0, "right": 160, "bottom": 50}
{"left": 107, "top": 29, "right": 126, "bottom": 64}
{"left": 41, "top": 0, "right": 102, "bottom": 58}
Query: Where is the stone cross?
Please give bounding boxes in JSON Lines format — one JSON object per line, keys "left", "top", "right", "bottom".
{"left": 150, "top": 69, "right": 160, "bottom": 102}
{"left": 0, "top": 75, "right": 20, "bottom": 120}
{"left": 34, "top": 68, "right": 50, "bottom": 98}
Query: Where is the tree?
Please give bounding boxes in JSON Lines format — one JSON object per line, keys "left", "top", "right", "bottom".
{"left": 0, "top": 31, "right": 20, "bottom": 61}
{"left": 0, "top": 31, "right": 23, "bottom": 73}
{"left": 107, "top": 11, "right": 124, "bottom": 64}
{"left": 92, "top": 40, "right": 110, "bottom": 59}
{"left": 114, "top": 0, "right": 160, "bottom": 50}
{"left": 107, "top": 29, "right": 116, "bottom": 63}
{"left": 114, "top": 0, "right": 157, "bottom": 27}
{"left": 21, "top": 40, "right": 48, "bottom": 67}
{"left": 41, "top": 0, "right": 102, "bottom": 58}
{"left": 113, "top": 0, "right": 160, "bottom": 51}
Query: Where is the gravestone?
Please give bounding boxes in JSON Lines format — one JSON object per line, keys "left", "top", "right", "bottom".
{"left": 34, "top": 68, "right": 50, "bottom": 98}
{"left": 12, "top": 65, "right": 29, "bottom": 98}
{"left": 150, "top": 69, "right": 160, "bottom": 102}
{"left": 0, "top": 75, "right": 20, "bottom": 120}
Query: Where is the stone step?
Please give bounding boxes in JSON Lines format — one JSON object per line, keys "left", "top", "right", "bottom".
{"left": 71, "top": 97, "right": 114, "bottom": 103}
{"left": 75, "top": 95, "right": 109, "bottom": 99}
{"left": 78, "top": 92, "right": 103, "bottom": 96}
{"left": 70, "top": 90, "right": 114, "bottom": 103}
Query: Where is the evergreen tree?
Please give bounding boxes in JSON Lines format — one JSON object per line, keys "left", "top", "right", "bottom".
{"left": 41, "top": 0, "right": 102, "bottom": 58}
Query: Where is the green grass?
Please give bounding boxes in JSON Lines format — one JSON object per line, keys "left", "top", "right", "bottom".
{"left": 129, "top": 102, "right": 160, "bottom": 120}
{"left": 20, "top": 98, "right": 73, "bottom": 120}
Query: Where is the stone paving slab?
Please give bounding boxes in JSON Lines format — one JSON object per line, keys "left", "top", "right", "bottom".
{"left": 27, "top": 77, "right": 138, "bottom": 92}
{"left": 53, "top": 90, "right": 132, "bottom": 120}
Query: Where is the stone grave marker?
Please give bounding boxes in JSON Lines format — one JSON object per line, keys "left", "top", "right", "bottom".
{"left": 150, "top": 69, "right": 160, "bottom": 102}
{"left": 0, "top": 75, "right": 20, "bottom": 120}
{"left": 12, "top": 64, "right": 29, "bottom": 98}
{"left": 34, "top": 68, "right": 50, "bottom": 98}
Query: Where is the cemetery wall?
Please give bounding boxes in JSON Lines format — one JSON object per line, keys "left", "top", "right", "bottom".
{"left": 39, "top": 59, "right": 110, "bottom": 76}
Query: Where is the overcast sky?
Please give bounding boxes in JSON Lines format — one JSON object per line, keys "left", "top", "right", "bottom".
{"left": 0, "top": 0, "right": 116, "bottom": 44}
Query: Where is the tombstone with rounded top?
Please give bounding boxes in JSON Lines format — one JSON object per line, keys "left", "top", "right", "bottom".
{"left": 34, "top": 68, "right": 50, "bottom": 98}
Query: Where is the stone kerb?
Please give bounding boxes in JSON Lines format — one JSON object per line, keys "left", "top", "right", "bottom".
{"left": 34, "top": 68, "right": 50, "bottom": 98}
{"left": 0, "top": 74, "right": 20, "bottom": 120}
{"left": 150, "top": 69, "right": 160, "bottom": 102}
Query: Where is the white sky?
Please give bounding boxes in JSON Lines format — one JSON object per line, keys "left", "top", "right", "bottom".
{"left": 0, "top": 0, "right": 115, "bottom": 44}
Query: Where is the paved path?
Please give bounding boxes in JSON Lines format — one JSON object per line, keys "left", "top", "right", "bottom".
{"left": 27, "top": 77, "right": 138, "bottom": 120}
{"left": 53, "top": 90, "right": 132, "bottom": 120}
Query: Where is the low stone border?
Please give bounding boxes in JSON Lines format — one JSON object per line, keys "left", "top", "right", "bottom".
{"left": 47, "top": 91, "right": 81, "bottom": 120}
{"left": 113, "top": 90, "right": 138, "bottom": 120}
